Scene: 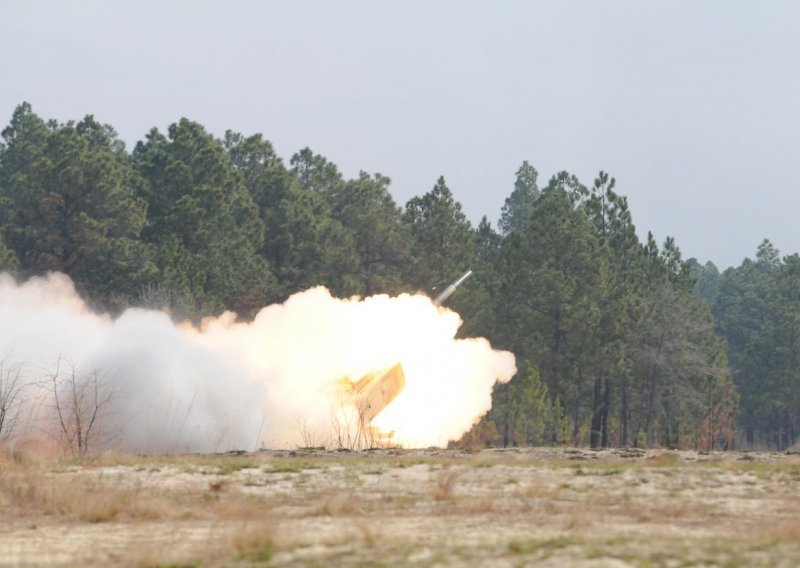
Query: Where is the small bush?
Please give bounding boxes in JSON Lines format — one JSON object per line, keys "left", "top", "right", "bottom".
{"left": 646, "top": 452, "right": 681, "bottom": 467}
{"left": 435, "top": 469, "right": 465, "bottom": 501}
{"left": 233, "top": 524, "right": 276, "bottom": 562}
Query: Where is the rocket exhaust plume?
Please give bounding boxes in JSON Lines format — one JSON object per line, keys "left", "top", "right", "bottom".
{"left": 0, "top": 272, "right": 516, "bottom": 452}
{"left": 347, "top": 270, "right": 474, "bottom": 437}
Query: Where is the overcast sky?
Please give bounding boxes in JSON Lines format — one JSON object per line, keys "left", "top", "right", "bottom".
{"left": 3, "top": 1, "right": 799, "bottom": 269}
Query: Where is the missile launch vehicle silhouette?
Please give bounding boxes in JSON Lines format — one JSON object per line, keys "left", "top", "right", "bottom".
{"left": 347, "top": 270, "right": 473, "bottom": 433}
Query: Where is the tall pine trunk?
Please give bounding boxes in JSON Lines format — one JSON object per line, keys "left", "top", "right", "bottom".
{"left": 601, "top": 380, "right": 611, "bottom": 447}
{"left": 590, "top": 376, "right": 603, "bottom": 448}
{"left": 621, "top": 377, "right": 629, "bottom": 446}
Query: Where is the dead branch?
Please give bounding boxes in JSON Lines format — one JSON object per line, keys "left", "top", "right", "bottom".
{"left": 46, "top": 356, "right": 117, "bottom": 455}
{"left": 0, "top": 355, "right": 26, "bottom": 439}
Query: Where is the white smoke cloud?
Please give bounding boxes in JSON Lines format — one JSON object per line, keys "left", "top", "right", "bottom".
{"left": 0, "top": 272, "right": 516, "bottom": 452}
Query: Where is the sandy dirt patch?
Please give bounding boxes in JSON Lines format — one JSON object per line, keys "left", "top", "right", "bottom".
{"left": 2, "top": 446, "right": 800, "bottom": 566}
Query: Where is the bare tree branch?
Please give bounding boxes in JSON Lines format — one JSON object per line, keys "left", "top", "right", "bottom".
{"left": 0, "top": 355, "right": 27, "bottom": 439}
{"left": 46, "top": 357, "right": 117, "bottom": 455}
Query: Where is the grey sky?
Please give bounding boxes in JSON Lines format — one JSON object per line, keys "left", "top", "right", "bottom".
{"left": 3, "top": 1, "right": 799, "bottom": 269}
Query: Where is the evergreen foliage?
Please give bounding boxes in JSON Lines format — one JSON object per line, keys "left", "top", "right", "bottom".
{"left": 403, "top": 176, "right": 475, "bottom": 293}
{"left": 132, "top": 119, "right": 272, "bottom": 316}
{"left": 713, "top": 240, "right": 800, "bottom": 449}
{"left": 0, "top": 102, "right": 778, "bottom": 449}
{"left": 0, "top": 104, "right": 153, "bottom": 304}
{"left": 499, "top": 161, "right": 539, "bottom": 235}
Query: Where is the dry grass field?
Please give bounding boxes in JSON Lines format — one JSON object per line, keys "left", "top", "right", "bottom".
{"left": 2, "top": 444, "right": 800, "bottom": 567}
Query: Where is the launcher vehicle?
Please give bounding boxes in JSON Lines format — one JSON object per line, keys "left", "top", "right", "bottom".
{"left": 346, "top": 270, "right": 473, "bottom": 432}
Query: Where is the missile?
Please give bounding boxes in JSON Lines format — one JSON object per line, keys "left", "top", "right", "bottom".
{"left": 433, "top": 270, "right": 473, "bottom": 306}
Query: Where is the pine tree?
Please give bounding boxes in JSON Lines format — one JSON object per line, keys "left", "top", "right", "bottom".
{"left": 0, "top": 104, "right": 153, "bottom": 303}
{"left": 331, "top": 171, "right": 409, "bottom": 296}
{"left": 403, "top": 176, "right": 475, "bottom": 294}
{"left": 133, "top": 119, "right": 272, "bottom": 316}
{"left": 499, "top": 161, "right": 539, "bottom": 235}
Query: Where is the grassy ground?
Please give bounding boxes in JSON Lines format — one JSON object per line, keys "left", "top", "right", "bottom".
{"left": 2, "top": 445, "right": 800, "bottom": 566}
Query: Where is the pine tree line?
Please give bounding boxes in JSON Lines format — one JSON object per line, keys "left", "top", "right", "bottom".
{"left": 1, "top": 103, "right": 790, "bottom": 449}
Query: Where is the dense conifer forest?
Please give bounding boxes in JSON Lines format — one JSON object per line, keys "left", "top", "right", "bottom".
{"left": 1, "top": 103, "right": 796, "bottom": 450}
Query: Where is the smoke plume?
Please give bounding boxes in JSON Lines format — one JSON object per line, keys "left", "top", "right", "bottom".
{"left": 0, "top": 272, "right": 516, "bottom": 452}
